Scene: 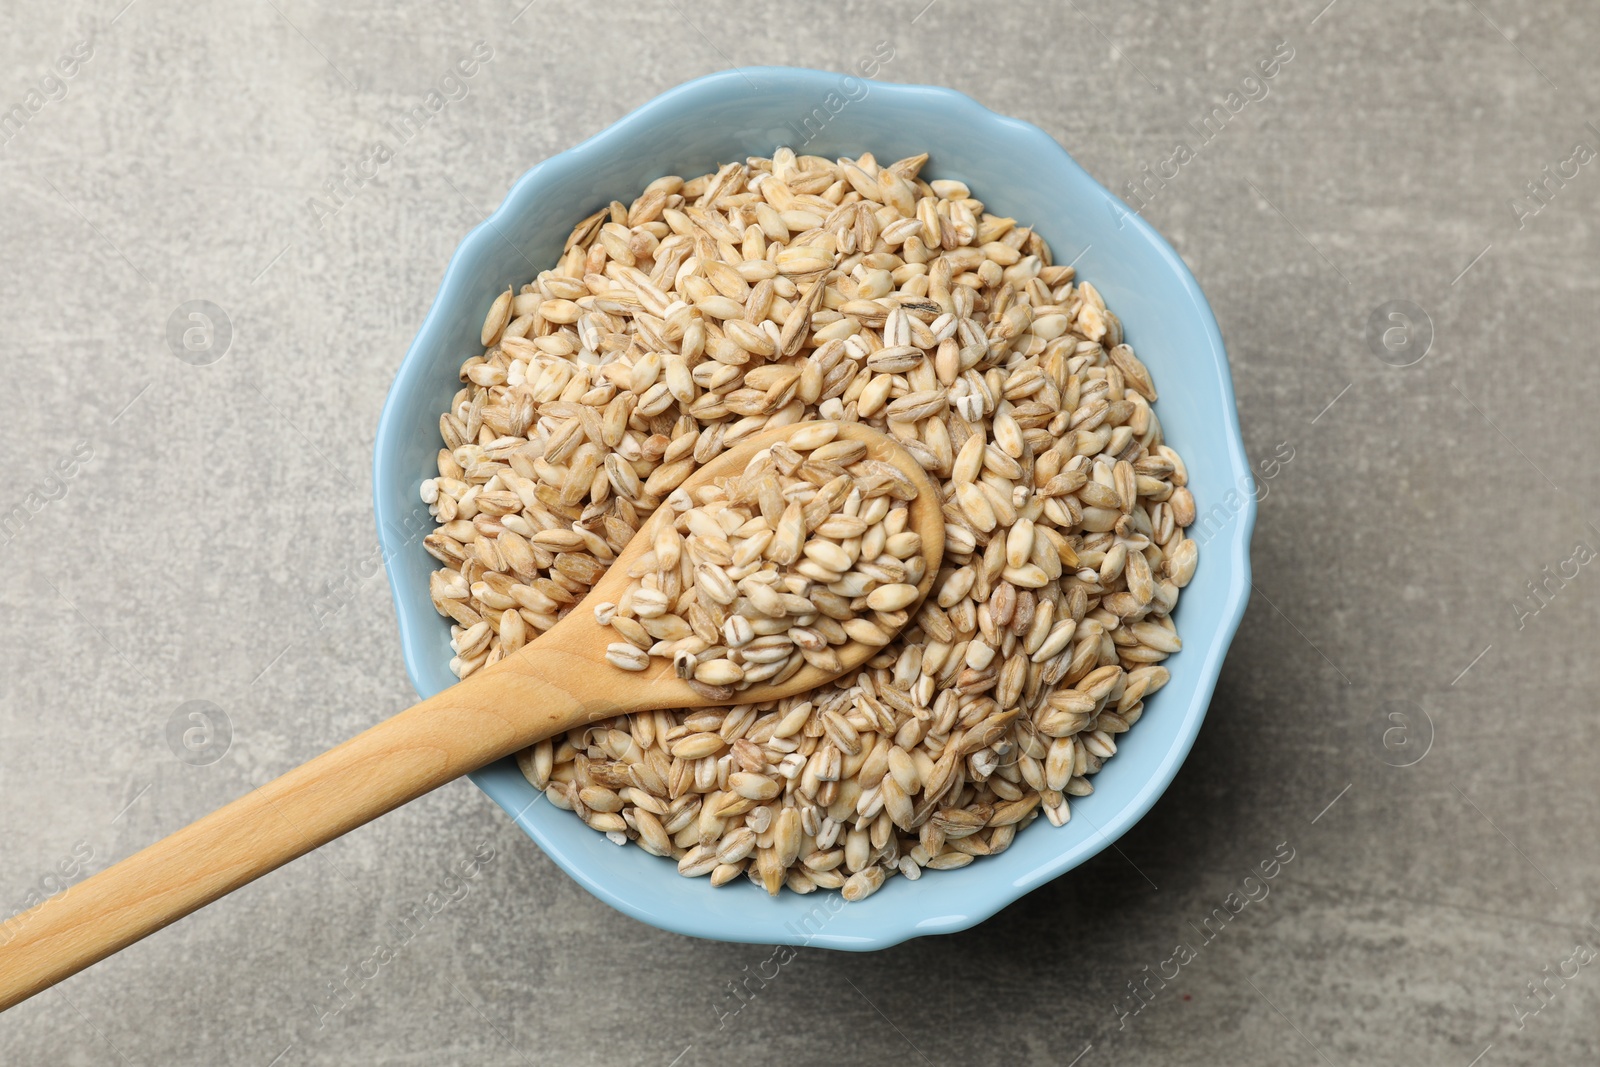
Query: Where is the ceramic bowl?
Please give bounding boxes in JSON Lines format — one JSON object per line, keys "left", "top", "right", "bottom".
{"left": 373, "top": 66, "right": 1255, "bottom": 950}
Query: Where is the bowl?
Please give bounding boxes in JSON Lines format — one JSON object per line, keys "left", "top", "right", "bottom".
{"left": 372, "top": 66, "right": 1255, "bottom": 950}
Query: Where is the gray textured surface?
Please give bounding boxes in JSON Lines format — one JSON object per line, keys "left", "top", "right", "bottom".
{"left": 1, "top": 0, "right": 1597, "bottom": 1063}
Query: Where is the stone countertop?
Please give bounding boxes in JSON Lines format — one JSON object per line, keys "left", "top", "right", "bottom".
{"left": 0, "top": 1, "right": 1595, "bottom": 1063}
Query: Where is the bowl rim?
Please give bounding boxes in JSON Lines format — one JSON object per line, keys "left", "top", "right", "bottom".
{"left": 373, "top": 64, "right": 1256, "bottom": 950}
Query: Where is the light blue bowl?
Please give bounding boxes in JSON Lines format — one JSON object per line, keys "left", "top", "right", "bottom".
{"left": 373, "top": 66, "right": 1254, "bottom": 950}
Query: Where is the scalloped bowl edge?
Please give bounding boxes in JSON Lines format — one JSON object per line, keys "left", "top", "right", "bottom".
{"left": 373, "top": 66, "right": 1255, "bottom": 951}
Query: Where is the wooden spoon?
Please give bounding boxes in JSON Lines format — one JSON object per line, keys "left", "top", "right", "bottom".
{"left": 0, "top": 420, "right": 944, "bottom": 1010}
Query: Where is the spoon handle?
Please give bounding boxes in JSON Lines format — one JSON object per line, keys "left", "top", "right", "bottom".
{"left": 0, "top": 643, "right": 604, "bottom": 1011}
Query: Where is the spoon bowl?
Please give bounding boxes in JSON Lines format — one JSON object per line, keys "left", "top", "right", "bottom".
{"left": 512, "top": 419, "right": 946, "bottom": 711}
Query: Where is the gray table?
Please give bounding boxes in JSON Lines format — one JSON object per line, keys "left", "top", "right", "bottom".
{"left": 2, "top": 1, "right": 1596, "bottom": 1063}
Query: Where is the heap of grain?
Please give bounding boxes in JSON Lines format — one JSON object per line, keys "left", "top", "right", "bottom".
{"left": 421, "top": 148, "right": 1197, "bottom": 899}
